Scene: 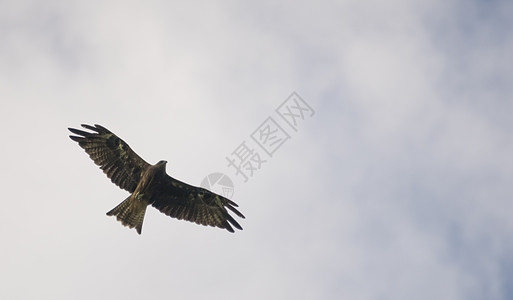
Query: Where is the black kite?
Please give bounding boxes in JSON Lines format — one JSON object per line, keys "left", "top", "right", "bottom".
{"left": 68, "top": 124, "right": 244, "bottom": 234}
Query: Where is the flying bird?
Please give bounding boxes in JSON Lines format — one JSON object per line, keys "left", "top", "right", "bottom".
{"left": 68, "top": 124, "right": 245, "bottom": 234}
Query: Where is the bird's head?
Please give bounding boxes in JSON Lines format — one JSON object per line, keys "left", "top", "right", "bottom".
{"left": 157, "top": 160, "right": 167, "bottom": 170}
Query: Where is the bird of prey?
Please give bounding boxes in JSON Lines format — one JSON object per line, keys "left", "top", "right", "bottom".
{"left": 68, "top": 124, "right": 245, "bottom": 234}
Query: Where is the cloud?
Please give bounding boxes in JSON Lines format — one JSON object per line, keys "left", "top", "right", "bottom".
{"left": 0, "top": 0, "right": 512, "bottom": 299}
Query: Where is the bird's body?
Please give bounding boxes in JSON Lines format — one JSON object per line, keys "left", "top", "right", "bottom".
{"left": 68, "top": 124, "right": 244, "bottom": 234}
{"left": 105, "top": 161, "right": 166, "bottom": 234}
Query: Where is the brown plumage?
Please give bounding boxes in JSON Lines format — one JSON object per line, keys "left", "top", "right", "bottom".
{"left": 68, "top": 124, "right": 245, "bottom": 234}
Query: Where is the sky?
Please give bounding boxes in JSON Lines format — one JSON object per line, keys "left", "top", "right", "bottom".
{"left": 1, "top": 0, "right": 512, "bottom": 299}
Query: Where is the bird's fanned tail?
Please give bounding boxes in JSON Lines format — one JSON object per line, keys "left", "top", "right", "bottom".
{"left": 106, "top": 195, "right": 147, "bottom": 234}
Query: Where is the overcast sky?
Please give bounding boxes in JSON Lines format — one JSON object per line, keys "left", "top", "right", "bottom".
{"left": 1, "top": 0, "right": 512, "bottom": 299}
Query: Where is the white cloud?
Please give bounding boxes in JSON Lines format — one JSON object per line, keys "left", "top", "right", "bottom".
{"left": 1, "top": 0, "right": 512, "bottom": 299}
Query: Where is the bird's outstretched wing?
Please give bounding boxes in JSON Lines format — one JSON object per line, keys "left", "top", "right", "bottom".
{"left": 151, "top": 176, "right": 245, "bottom": 232}
{"left": 68, "top": 124, "right": 150, "bottom": 193}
